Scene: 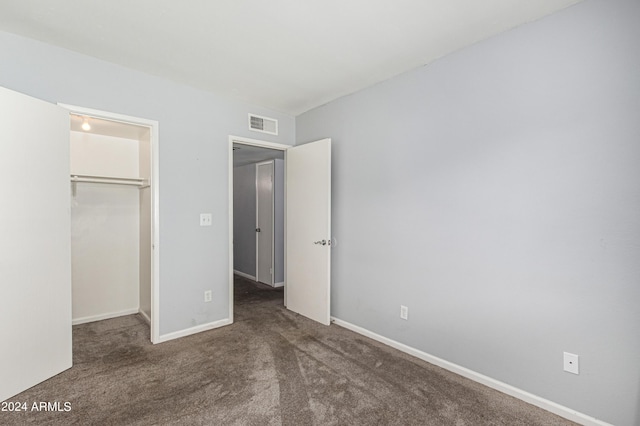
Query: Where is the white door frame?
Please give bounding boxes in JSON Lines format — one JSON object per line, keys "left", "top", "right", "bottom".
{"left": 59, "top": 103, "right": 161, "bottom": 344}
{"left": 229, "top": 135, "right": 290, "bottom": 321}
{"left": 255, "top": 160, "right": 275, "bottom": 286}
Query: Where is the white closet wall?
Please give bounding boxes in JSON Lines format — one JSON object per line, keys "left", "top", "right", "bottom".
{"left": 70, "top": 131, "right": 142, "bottom": 323}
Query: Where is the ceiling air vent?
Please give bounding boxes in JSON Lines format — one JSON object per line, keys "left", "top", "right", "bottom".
{"left": 248, "top": 113, "right": 278, "bottom": 135}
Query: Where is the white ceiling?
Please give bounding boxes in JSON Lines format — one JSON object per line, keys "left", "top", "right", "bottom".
{"left": 0, "top": 0, "right": 581, "bottom": 116}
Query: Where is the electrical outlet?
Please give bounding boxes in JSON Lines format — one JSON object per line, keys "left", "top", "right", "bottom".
{"left": 400, "top": 305, "right": 408, "bottom": 320}
{"left": 200, "top": 213, "right": 212, "bottom": 226}
{"left": 563, "top": 352, "right": 579, "bottom": 374}
{"left": 204, "top": 290, "right": 212, "bottom": 302}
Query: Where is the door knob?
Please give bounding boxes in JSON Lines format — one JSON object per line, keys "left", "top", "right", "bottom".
{"left": 256, "top": 228, "right": 261, "bottom": 232}
{"left": 314, "top": 239, "right": 327, "bottom": 245}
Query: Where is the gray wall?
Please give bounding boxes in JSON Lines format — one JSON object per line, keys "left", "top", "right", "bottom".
{"left": 296, "top": 1, "right": 640, "bottom": 425}
{"left": 233, "top": 160, "right": 285, "bottom": 284}
{"left": 233, "top": 163, "right": 256, "bottom": 277}
{"left": 0, "top": 31, "right": 295, "bottom": 336}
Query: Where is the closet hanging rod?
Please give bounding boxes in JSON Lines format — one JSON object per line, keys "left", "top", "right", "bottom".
{"left": 70, "top": 174, "right": 146, "bottom": 187}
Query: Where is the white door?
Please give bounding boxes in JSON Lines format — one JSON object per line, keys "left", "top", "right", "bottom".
{"left": 256, "top": 161, "right": 274, "bottom": 285}
{"left": 286, "top": 139, "right": 331, "bottom": 325}
{"left": 0, "top": 86, "right": 73, "bottom": 401}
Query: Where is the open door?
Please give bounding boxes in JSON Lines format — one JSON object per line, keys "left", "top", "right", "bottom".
{"left": 256, "top": 161, "right": 274, "bottom": 285}
{"left": 286, "top": 138, "right": 331, "bottom": 325}
{"left": 0, "top": 86, "right": 72, "bottom": 401}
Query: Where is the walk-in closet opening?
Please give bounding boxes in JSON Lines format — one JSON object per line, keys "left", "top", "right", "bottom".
{"left": 67, "top": 110, "right": 158, "bottom": 342}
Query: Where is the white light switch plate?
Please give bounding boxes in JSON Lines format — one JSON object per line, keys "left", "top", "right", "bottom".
{"left": 400, "top": 305, "right": 408, "bottom": 320}
{"left": 200, "top": 213, "right": 212, "bottom": 226}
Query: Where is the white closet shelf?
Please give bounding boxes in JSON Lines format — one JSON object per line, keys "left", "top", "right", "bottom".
{"left": 70, "top": 174, "right": 148, "bottom": 188}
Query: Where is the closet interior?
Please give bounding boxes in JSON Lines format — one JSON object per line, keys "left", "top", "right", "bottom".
{"left": 69, "top": 114, "right": 152, "bottom": 329}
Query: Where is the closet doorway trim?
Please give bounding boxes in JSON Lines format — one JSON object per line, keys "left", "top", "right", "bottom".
{"left": 58, "top": 103, "right": 161, "bottom": 344}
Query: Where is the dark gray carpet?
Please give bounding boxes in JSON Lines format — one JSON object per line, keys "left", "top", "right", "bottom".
{"left": 2, "top": 276, "right": 576, "bottom": 425}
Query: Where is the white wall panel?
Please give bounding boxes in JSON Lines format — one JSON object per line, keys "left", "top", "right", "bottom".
{"left": 0, "top": 86, "right": 72, "bottom": 401}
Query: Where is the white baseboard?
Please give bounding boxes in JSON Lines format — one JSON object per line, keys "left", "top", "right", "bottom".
{"left": 72, "top": 308, "right": 139, "bottom": 325}
{"left": 273, "top": 281, "right": 284, "bottom": 288}
{"left": 233, "top": 270, "right": 256, "bottom": 281}
{"left": 139, "top": 309, "right": 151, "bottom": 325}
{"left": 155, "top": 318, "right": 232, "bottom": 344}
{"left": 331, "top": 317, "right": 611, "bottom": 426}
